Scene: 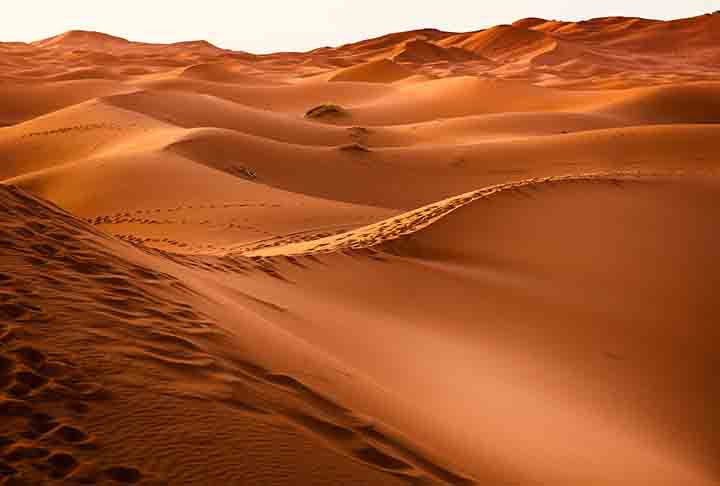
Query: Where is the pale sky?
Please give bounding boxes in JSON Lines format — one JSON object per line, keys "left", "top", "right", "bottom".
{"left": 5, "top": 0, "right": 719, "bottom": 53}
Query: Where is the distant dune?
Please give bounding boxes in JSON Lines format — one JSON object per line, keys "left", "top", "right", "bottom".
{"left": 1, "top": 14, "right": 719, "bottom": 486}
{"left": 328, "top": 58, "right": 415, "bottom": 83}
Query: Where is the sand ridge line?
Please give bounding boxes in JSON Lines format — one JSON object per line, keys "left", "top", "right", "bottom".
{"left": 239, "top": 171, "right": 658, "bottom": 257}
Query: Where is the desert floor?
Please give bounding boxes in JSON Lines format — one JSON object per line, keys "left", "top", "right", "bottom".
{"left": 1, "top": 14, "right": 719, "bottom": 486}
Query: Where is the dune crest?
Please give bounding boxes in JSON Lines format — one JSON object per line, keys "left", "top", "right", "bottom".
{"left": 31, "top": 30, "right": 131, "bottom": 49}
{"left": 328, "top": 58, "right": 415, "bottom": 83}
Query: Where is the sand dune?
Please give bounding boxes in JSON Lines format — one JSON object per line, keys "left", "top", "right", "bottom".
{"left": 0, "top": 184, "right": 440, "bottom": 485}
{"left": 1, "top": 14, "right": 719, "bottom": 486}
{"left": 391, "top": 39, "right": 487, "bottom": 64}
{"left": 238, "top": 175, "right": 719, "bottom": 486}
{"left": 31, "top": 30, "right": 132, "bottom": 50}
{"left": 169, "top": 62, "right": 265, "bottom": 84}
{"left": 0, "top": 80, "right": 131, "bottom": 126}
{"left": 328, "top": 59, "right": 416, "bottom": 83}
{"left": 595, "top": 82, "right": 720, "bottom": 123}
{"left": 438, "top": 25, "right": 554, "bottom": 62}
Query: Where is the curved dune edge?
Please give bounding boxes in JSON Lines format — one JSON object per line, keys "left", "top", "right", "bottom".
{"left": 239, "top": 171, "right": 657, "bottom": 257}
{"left": 0, "top": 183, "right": 477, "bottom": 486}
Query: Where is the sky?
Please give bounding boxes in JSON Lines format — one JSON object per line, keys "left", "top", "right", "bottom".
{"left": 4, "top": 0, "right": 719, "bottom": 53}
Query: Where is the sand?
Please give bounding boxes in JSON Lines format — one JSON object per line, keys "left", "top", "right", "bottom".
{"left": 0, "top": 14, "right": 718, "bottom": 486}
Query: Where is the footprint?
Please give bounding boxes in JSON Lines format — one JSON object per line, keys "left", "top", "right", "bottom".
{"left": 27, "top": 413, "right": 59, "bottom": 436}
{"left": 54, "top": 425, "right": 89, "bottom": 444}
{"left": 46, "top": 452, "right": 78, "bottom": 478}
{"left": 14, "top": 371, "right": 48, "bottom": 390}
{"left": 0, "top": 400, "right": 33, "bottom": 417}
{"left": 57, "top": 381, "right": 111, "bottom": 401}
{"left": 4, "top": 445, "right": 50, "bottom": 462}
{"left": 105, "top": 466, "right": 142, "bottom": 483}
{"left": 0, "top": 373, "right": 13, "bottom": 391}
{"left": 0, "top": 304, "right": 29, "bottom": 321}
{"left": 64, "top": 401, "right": 90, "bottom": 415}
{"left": 0, "top": 355, "right": 15, "bottom": 376}
{"left": 13, "top": 347, "right": 46, "bottom": 370}
{"left": 30, "top": 244, "right": 60, "bottom": 258}
{"left": 92, "top": 276, "right": 130, "bottom": 287}
{"left": 24, "top": 256, "right": 47, "bottom": 267}
{"left": 13, "top": 227, "right": 35, "bottom": 239}
{"left": 46, "top": 232, "right": 71, "bottom": 242}
{"left": 38, "top": 361, "right": 72, "bottom": 378}
{"left": 0, "top": 436, "right": 16, "bottom": 449}
{"left": 0, "top": 460, "right": 18, "bottom": 477}
{"left": 8, "top": 382, "right": 32, "bottom": 398}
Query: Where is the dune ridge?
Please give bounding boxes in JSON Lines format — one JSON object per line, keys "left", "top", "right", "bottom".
{"left": 240, "top": 172, "right": 645, "bottom": 256}
{"left": 2, "top": 14, "right": 720, "bottom": 87}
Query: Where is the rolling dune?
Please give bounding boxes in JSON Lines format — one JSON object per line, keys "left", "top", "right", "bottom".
{"left": 1, "top": 13, "right": 719, "bottom": 486}
{"left": 327, "top": 59, "right": 416, "bottom": 83}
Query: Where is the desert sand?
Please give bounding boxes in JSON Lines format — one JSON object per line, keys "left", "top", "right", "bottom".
{"left": 1, "top": 13, "right": 719, "bottom": 486}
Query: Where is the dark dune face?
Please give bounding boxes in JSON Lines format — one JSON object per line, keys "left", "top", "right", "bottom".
{"left": 1, "top": 15, "right": 719, "bottom": 486}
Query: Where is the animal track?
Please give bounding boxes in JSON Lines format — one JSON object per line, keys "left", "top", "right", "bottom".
{"left": 105, "top": 465, "right": 142, "bottom": 483}
{"left": 234, "top": 224, "right": 359, "bottom": 254}
{"left": 85, "top": 201, "right": 282, "bottom": 226}
{"left": 20, "top": 123, "right": 120, "bottom": 138}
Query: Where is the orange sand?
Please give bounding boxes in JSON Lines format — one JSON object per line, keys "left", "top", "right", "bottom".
{"left": 1, "top": 15, "right": 719, "bottom": 486}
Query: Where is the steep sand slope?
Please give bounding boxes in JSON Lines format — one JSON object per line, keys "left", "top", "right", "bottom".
{"left": 391, "top": 39, "right": 487, "bottom": 64}
{"left": 235, "top": 175, "right": 719, "bottom": 485}
{"left": 0, "top": 80, "right": 132, "bottom": 126}
{"left": 0, "top": 184, "right": 474, "bottom": 486}
{"left": 4, "top": 173, "right": 717, "bottom": 485}
{"left": 438, "top": 25, "right": 554, "bottom": 62}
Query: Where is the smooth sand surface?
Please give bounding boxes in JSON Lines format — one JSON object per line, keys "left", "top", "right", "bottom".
{"left": 1, "top": 15, "right": 718, "bottom": 485}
